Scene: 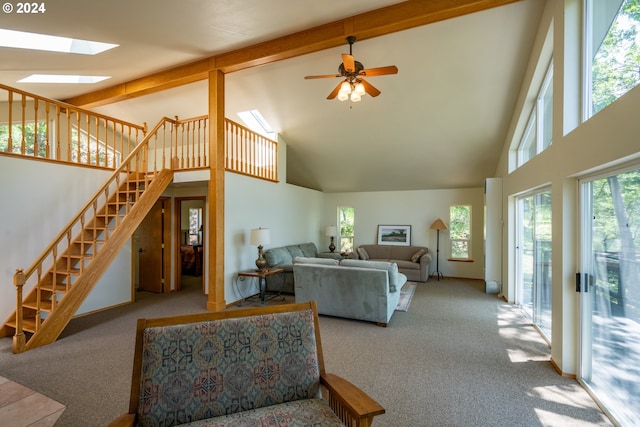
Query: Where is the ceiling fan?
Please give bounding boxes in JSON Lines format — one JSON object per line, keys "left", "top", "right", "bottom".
{"left": 304, "top": 36, "right": 398, "bottom": 102}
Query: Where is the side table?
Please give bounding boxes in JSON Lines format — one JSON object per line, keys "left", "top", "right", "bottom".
{"left": 237, "top": 268, "right": 284, "bottom": 305}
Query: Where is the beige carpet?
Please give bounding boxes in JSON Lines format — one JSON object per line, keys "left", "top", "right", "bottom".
{"left": 0, "top": 278, "right": 613, "bottom": 426}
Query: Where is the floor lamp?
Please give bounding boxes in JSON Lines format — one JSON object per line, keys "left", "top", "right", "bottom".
{"left": 430, "top": 219, "right": 447, "bottom": 280}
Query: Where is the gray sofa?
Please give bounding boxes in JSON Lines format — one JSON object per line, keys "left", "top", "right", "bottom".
{"left": 356, "top": 244, "right": 431, "bottom": 282}
{"left": 263, "top": 242, "right": 339, "bottom": 293}
{"left": 293, "top": 257, "right": 407, "bottom": 326}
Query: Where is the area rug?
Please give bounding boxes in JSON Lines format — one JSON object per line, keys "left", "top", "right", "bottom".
{"left": 395, "top": 282, "right": 416, "bottom": 312}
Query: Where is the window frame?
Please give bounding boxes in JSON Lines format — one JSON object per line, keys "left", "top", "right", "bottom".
{"left": 516, "top": 60, "right": 554, "bottom": 168}
{"left": 449, "top": 204, "right": 472, "bottom": 260}
{"left": 584, "top": 0, "right": 640, "bottom": 120}
{"left": 338, "top": 206, "right": 355, "bottom": 253}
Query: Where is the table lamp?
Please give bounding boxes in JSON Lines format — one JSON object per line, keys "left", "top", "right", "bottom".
{"left": 325, "top": 225, "right": 338, "bottom": 252}
{"left": 250, "top": 227, "right": 270, "bottom": 270}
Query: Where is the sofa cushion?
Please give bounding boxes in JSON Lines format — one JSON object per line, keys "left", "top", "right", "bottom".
{"left": 294, "top": 256, "right": 339, "bottom": 266}
{"left": 299, "top": 242, "right": 318, "bottom": 257}
{"left": 395, "top": 260, "right": 419, "bottom": 270}
{"left": 183, "top": 398, "right": 343, "bottom": 426}
{"left": 360, "top": 245, "right": 392, "bottom": 259}
{"left": 411, "top": 248, "right": 426, "bottom": 262}
{"left": 287, "top": 245, "right": 305, "bottom": 259}
{"left": 340, "top": 259, "right": 401, "bottom": 292}
{"left": 264, "top": 247, "right": 293, "bottom": 266}
{"left": 388, "top": 245, "right": 425, "bottom": 261}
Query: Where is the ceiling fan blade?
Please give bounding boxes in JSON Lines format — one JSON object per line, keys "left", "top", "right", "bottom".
{"left": 360, "top": 79, "right": 381, "bottom": 97}
{"left": 342, "top": 54, "right": 355, "bottom": 72}
{"left": 304, "top": 74, "right": 341, "bottom": 79}
{"left": 327, "top": 82, "right": 343, "bottom": 99}
{"left": 359, "top": 65, "right": 398, "bottom": 77}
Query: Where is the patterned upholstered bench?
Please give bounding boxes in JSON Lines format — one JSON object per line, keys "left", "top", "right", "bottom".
{"left": 109, "top": 301, "right": 384, "bottom": 427}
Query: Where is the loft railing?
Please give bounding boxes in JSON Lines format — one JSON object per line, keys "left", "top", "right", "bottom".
{"left": 225, "top": 119, "right": 278, "bottom": 182}
{"left": 1, "top": 84, "right": 278, "bottom": 181}
{"left": 0, "top": 83, "right": 147, "bottom": 168}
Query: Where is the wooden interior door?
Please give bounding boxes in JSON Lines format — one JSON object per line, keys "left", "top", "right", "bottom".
{"left": 138, "top": 198, "right": 169, "bottom": 293}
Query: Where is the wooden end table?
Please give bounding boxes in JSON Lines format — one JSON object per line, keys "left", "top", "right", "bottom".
{"left": 237, "top": 268, "right": 284, "bottom": 305}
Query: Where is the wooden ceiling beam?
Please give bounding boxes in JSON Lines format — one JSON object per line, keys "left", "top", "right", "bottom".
{"left": 64, "top": 0, "right": 521, "bottom": 108}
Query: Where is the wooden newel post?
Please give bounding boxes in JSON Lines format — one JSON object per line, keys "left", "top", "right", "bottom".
{"left": 13, "top": 268, "right": 26, "bottom": 353}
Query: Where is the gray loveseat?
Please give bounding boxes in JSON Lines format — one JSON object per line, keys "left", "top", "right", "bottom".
{"left": 356, "top": 244, "right": 431, "bottom": 282}
{"left": 293, "top": 257, "right": 407, "bottom": 326}
{"left": 263, "top": 242, "right": 338, "bottom": 293}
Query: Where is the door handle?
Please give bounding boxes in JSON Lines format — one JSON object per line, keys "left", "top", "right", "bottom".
{"left": 138, "top": 248, "right": 144, "bottom": 253}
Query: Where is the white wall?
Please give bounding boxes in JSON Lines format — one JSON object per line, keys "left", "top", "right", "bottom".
{"left": 0, "top": 157, "right": 131, "bottom": 322}
{"left": 323, "top": 187, "right": 485, "bottom": 279}
{"left": 224, "top": 137, "right": 324, "bottom": 302}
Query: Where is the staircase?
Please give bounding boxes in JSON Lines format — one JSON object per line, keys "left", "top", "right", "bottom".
{"left": 1, "top": 84, "right": 280, "bottom": 354}
{"left": 0, "top": 117, "right": 177, "bottom": 353}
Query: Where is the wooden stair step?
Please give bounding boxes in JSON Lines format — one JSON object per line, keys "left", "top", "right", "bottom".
{"left": 6, "top": 317, "right": 38, "bottom": 333}
{"left": 23, "top": 299, "right": 53, "bottom": 312}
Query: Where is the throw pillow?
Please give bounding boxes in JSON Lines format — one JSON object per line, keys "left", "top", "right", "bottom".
{"left": 411, "top": 249, "right": 426, "bottom": 263}
{"left": 357, "top": 247, "right": 370, "bottom": 260}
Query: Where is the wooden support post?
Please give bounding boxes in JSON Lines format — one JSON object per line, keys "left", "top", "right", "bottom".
{"left": 207, "top": 69, "right": 226, "bottom": 311}
{"left": 13, "top": 269, "right": 26, "bottom": 354}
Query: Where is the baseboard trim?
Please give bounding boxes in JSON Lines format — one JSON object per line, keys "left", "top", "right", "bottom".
{"left": 550, "top": 357, "right": 577, "bottom": 379}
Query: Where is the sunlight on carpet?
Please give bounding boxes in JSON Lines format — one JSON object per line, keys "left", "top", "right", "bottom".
{"left": 396, "top": 282, "right": 416, "bottom": 312}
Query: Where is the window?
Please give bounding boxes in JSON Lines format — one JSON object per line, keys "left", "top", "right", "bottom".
{"left": 516, "top": 61, "right": 553, "bottom": 167}
{"left": 516, "top": 190, "right": 552, "bottom": 340}
{"left": 580, "top": 165, "right": 640, "bottom": 425}
{"left": 586, "top": 0, "right": 640, "bottom": 117}
{"left": 71, "top": 126, "right": 120, "bottom": 167}
{"left": 450, "top": 205, "right": 471, "bottom": 259}
{"left": 338, "top": 207, "right": 355, "bottom": 252}
{"left": 188, "top": 208, "right": 202, "bottom": 245}
{"left": 0, "top": 121, "right": 48, "bottom": 157}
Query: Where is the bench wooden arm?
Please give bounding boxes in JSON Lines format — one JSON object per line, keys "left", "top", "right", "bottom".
{"left": 321, "top": 373, "right": 385, "bottom": 427}
{"left": 107, "top": 413, "right": 135, "bottom": 427}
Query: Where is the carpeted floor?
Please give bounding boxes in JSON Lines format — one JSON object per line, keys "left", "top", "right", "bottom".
{"left": 0, "top": 278, "right": 613, "bottom": 426}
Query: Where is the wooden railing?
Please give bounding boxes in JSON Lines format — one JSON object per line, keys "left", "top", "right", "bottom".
{"left": 0, "top": 83, "right": 147, "bottom": 168}
{"left": 1, "top": 84, "right": 278, "bottom": 181}
{"left": 225, "top": 119, "right": 278, "bottom": 182}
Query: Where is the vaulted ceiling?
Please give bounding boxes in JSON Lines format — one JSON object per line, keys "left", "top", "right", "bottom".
{"left": 0, "top": 0, "right": 546, "bottom": 192}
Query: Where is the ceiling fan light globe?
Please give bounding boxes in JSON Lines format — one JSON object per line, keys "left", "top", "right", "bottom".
{"left": 350, "top": 92, "right": 361, "bottom": 102}
{"left": 340, "top": 81, "right": 352, "bottom": 94}
{"left": 354, "top": 82, "right": 366, "bottom": 96}
{"left": 337, "top": 92, "right": 349, "bottom": 101}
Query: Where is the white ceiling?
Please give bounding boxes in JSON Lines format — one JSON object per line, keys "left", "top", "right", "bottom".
{"left": 0, "top": 0, "right": 546, "bottom": 192}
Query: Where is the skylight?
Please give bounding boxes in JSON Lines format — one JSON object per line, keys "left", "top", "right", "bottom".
{"left": 0, "top": 29, "right": 118, "bottom": 55}
{"left": 237, "top": 110, "right": 275, "bottom": 139}
{"left": 18, "top": 74, "right": 110, "bottom": 84}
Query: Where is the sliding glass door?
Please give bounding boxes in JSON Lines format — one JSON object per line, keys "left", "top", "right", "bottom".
{"left": 580, "top": 166, "right": 640, "bottom": 426}
{"left": 516, "top": 190, "right": 552, "bottom": 340}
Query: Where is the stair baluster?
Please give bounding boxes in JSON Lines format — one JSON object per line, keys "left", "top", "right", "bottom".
{"left": 13, "top": 269, "right": 25, "bottom": 353}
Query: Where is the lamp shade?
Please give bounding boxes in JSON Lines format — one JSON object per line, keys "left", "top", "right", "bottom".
{"left": 430, "top": 219, "right": 448, "bottom": 230}
{"left": 250, "top": 227, "right": 270, "bottom": 246}
{"left": 325, "top": 225, "right": 338, "bottom": 237}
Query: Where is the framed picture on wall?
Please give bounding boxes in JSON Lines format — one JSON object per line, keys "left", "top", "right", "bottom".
{"left": 377, "top": 225, "right": 411, "bottom": 246}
